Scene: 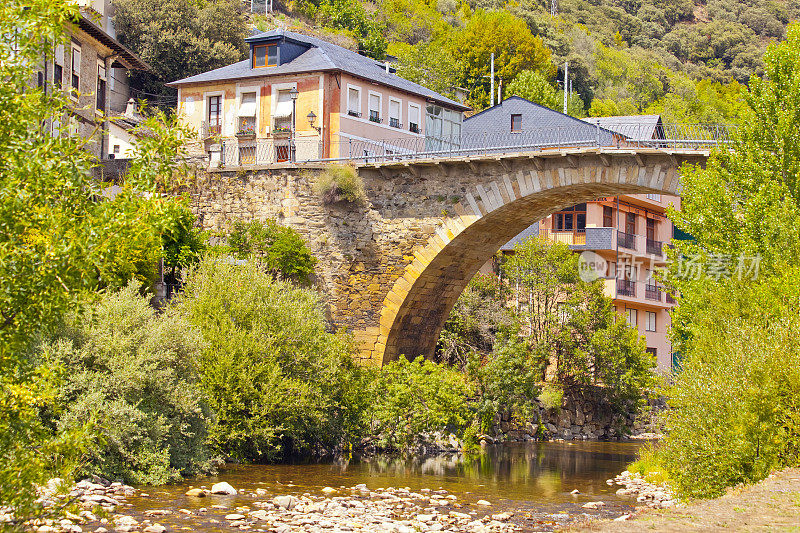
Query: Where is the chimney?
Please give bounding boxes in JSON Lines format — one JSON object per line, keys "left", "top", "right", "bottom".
{"left": 124, "top": 97, "right": 139, "bottom": 119}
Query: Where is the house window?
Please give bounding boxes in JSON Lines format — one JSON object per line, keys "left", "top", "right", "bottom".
{"left": 554, "top": 213, "right": 573, "bottom": 231}
{"left": 273, "top": 89, "right": 293, "bottom": 132}
{"left": 511, "top": 113, "right": 522, "bottom": 132}
{"left": 389, "top": 98, "right": 401, "bottom": 128}
{"left": 253, "top": 44, "right": 278, "bottom": 68}
{"left": 603, "top": 205, "right": 613, "bottom": 227}
{"left": 207, "top": 95, "right": 221, "bottom": 136}
{"left": 71, "top": 44, "right": 81, "bottom": 93}
{"left": 96, "top": 61, "right": 106, "bottom": 112}
{"left": 553, "top": 204, "right": 586, "bottom": 232}
{"left": 627, "top": 308, "right": 638, "bottom": 327}
{"left": 425, "top": 105, "right": 462, "bottom": 150}
{"left": 645, "top": 311, "right": 657, "bottom": 332}
{"left": 54, "top": 63, "right": 63, "bottom": 89}
{"left": 368, "top": 93, "right": 381, "bottom": 123}
{"left": 347, "top": 87, "right": 361, "bottom": 117}
{"left": 646, "top": 193, "right": 661, "bottom": 201}
{"left": 646, "top": 347, "right": 657, "bottom": 358}
{"left": 646, "top": 218, "right": 656, "bottom": 241}
{"left": 237, "top": 91, "right": 257, "bottom": 134}
{"left": 625, "top": 212, "right": 636, "bottom": 234}
{"left": 408, "top": 103, "right": 420, "bottom": 133}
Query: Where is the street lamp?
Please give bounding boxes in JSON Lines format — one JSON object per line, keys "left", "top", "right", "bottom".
{"left": 289, "top": 87, "right": 299, "bottom": 162}
{"left": 306, "top": 110, "right": 321, "bottom": 133}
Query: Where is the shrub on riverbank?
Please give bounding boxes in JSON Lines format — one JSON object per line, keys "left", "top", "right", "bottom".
{"left": 656, "top": 279, "right": 800, "bottom": 499}
{"left": 177, "top": 258, "right": 372, "bottom": 461}
{"left": 369, "top": 356, "right": 475, "bottom": 451}
{"left": 34, "top": 284, "right": 216, "bottom": 485}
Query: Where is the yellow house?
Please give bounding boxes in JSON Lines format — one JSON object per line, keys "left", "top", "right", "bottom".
{"left": 167, "top": 29, "right": 469, "bottom": 166}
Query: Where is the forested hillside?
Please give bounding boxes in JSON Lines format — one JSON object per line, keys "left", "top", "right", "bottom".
{"left": 255, "top": 0, "right": 795, "bottom": 121}
{"left": 115, "top": 0, "right": 798, "bottom": 121}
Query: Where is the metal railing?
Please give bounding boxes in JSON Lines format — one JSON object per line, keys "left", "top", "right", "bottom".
{"left": 617, "top": 279, "right": 636, "bottom": 297}
{"left": 617, "top": 231, "right": 636, "bottom": 250}
{"left": 646, "top": 238, "right": 663, "bottom": 257}
{"left": 211, "top": 122, "right": 735, "bottom": 167}
{"left": 645, "top": 284, "right": 662, "bottom": 302}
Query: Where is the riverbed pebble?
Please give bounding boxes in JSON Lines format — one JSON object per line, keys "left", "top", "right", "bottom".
{"left": 614, "top": 470, "right": 679, "bottom": 509}
{"left": 211, "top": 482, "right": 238, "bottom": 495}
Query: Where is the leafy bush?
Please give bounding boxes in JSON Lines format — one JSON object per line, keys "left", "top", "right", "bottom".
{"left": 314, "top": 164, "right": 366, "bottom": 205}
{"left": 370, "top": 356, "right": 474, "bottom": 451}
{"left": 225, "top": 219, "right": 317, "bottom": 283}
{"left": 35, "top": 284, "right": 215, "bottom": 485}
{"left": 161, "top": 202, "right": 206, "bottom": 285}
{"left": 538, "top": 384, "right": 563, "bottom": 411}
{"left": 657, "top": 279, "right": 800, "bottom": 499}
{"left": 177, "top": 258, "right": 371, "bottom": 461}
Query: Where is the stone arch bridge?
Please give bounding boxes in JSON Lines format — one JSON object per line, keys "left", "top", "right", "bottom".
{"left": 189, "top": 147, "right": 708, "bottom": 366}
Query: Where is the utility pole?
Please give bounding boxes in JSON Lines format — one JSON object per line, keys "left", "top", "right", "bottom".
{"left": 498, "top": 78, "right": 502, "bottom": 104}
{"left": 563, "top": 61, "right": 568, "bottom": 114}
{"left": 490, "top": 52, "right": 495, "bottom": 107}
{"left": 551, "top": 0, "right": 557, "bottom": 17}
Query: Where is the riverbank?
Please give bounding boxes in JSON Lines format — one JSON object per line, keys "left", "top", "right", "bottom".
{"left": 577, "top": 467, "right": 800, "bottom": 532}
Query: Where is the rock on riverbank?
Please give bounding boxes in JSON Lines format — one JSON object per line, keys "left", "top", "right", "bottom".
{"left": 612, "top": 470, "right": 677, "bottom": 509}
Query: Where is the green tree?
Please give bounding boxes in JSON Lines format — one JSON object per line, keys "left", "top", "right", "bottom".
{"left": 225, "top": 219, "right": 317, "bottom": 283}
{"left": 114, "top": 0, "right": 248, "bottom": 102}
{"left": 452, "top": 10, "right": 555, "bottom": 109}
{"left": 1, "top": 0, "right": 200, "bottom": 524}
{"left": 507, "top": 70, "right": 559, "bottom": 109}
{"left": 655, "top": 22, "right": 800, "bottom": 499}
{"left": 177, "top": 258, "right": 370, "bottom": 461}
{"left": 35, "top": 284, "right": 215, "bottom": 485}
{"left": 388, "top": 39, "right": 460, "bottom": 97}
{"left": 302, "top": 0, "right": 388, "bottom": 59}
{"left": 161, "top": 202, "right": 206, "bottom": 286}
{"left": 370, "top": 356, "right": 474, "bottom": 451}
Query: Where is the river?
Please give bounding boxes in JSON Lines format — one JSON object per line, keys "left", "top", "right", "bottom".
{"left": 119, "top": 441, "right": 645, "bottom": 532}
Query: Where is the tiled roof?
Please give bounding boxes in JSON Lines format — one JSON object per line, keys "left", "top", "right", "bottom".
{"left": 167, "top": 29, "right": 469, "bottom": 111}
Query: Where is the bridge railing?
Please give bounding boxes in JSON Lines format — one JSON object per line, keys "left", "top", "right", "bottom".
{"left": 217, "top": 123, "right": 736, "bottom": 167}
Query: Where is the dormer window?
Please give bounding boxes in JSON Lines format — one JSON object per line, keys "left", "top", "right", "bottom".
{"left": 253, "top": 44, "right": 278, "bottom": 68}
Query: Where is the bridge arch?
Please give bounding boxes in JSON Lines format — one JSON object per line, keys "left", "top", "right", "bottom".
{"left": 365, "top": 149, "right": 700, "bottom": 365}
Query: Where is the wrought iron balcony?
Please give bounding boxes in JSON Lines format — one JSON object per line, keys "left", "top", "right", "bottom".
{"left": 617, "top": 279, "right": 636, "bottom": 297}
{"left": 646, "top": 238, "right": 663, "bottom": 256}
{"left": 645, "top": 284, "right": 662, "bottom": 301}
{"left": 617, "top": 231, "right": 636, "bottom": 250}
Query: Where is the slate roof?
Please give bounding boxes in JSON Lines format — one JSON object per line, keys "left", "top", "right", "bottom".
{"left": 582, "top": 115, "right": 664, "bottom": 140}
{"left": 461, "top": 96, "right": 616, "bottom": 147}
{"left": 500, "top": 222, "right": 540, "bottom": 252}
{"left": 167, "top": 29, "right": 469, "bottom": 111}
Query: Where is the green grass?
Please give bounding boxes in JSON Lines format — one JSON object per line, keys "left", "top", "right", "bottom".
{"left": 628, "top": 442, "right": 672, "bottom": 486}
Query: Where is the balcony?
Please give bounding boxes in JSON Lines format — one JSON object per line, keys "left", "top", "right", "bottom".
{"left": 645, "top": 284, "right": 662, "bottom": 302}
{"left": 617, "top": 231, "right": 636, "bottom": 250}
{"left": 369, "top": 111, "right": 382, "bottom": 124}
{"left": 646, "top": 238, "right": 663, "bottom": 257}
{"left": 666, "top": 292, "right": 677, "bottom": 305}
{"left": 617, "top": 279, "right": 636, "bottom": 297}
{"left": 538, "top": 229, "right": 586, "bottom": 246}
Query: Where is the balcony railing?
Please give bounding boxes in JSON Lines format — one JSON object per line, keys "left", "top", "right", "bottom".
{"left": 617, "top": 279, "right": 636, "bottom": 297}
{"left": 389, "top": 118, "right": 401, "bottom": 128}
{"left": 646, "top": 238, "right": 663, "bottom": 256}
{"left": 538, "top": 229, "right": 586, "bottom": 246}
{"left": 369, "top": 111, "right": 382, "bottom": 123}
{"left": 666, "top": 292, "right": 677, "bottom": 305}
{"left": 617, "top": 231, "right": 636, "bottom": 250}
{"left": 645, "top": 284, "right": 662, "bottom": 301}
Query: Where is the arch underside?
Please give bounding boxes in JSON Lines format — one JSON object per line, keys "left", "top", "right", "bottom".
{"left": 378, "top": 159, "right": 686, "bottom": 365}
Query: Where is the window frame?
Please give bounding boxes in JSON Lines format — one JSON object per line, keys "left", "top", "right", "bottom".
{"left": 95, "top": 59, "right": 106, "bottom": 113}
{"left": 204, "top": 91, "right": 224, "bottom": 136}
{"left": 511, "top": 113, "right": 522, "bottom": 132}
{"left": 627, "top": 308, "right": 638, "bottom": 327}
{"left": 625, "top": 212, "right": 636, "bottom": 234}
{"left": 645, "top": 311, "right": 657, "bottom": 332}
{"left": 603, "top": 205, "right": 613, "bottom": 227}
{"left": 368, "top": 91, "right": 382, "bottom": 123}
{"left": 388, "top": 97, "right": 402, "bottom": 128}
{"left": 346, "top": 84, "right": 362, "bottom": 118}
{"left": 236, "top": 84, "right": 260, "bottom": 136}
{"left": 70, "top": 43, "right": 81, "bottom": 98}
{"left": 252, "top": 44, "right": 278, "bottom": 68}
{"left": 408, "top": 103, "right": 421, "bottom": 134}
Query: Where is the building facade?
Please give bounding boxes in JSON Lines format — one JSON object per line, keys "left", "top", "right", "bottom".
{"left": 39, "top": 3, "right": 150, "bottom": 164}
{"left": 167, "top": 29, "right": 469, "bottom": 166}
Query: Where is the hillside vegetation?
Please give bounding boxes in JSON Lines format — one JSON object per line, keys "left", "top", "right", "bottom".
{"left": 241, "top": 0, "right": 796, "bottom": 121}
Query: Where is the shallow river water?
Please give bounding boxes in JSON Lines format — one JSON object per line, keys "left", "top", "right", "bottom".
{"left": 122, "top": 441, "right": 645, "bottom": 531}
